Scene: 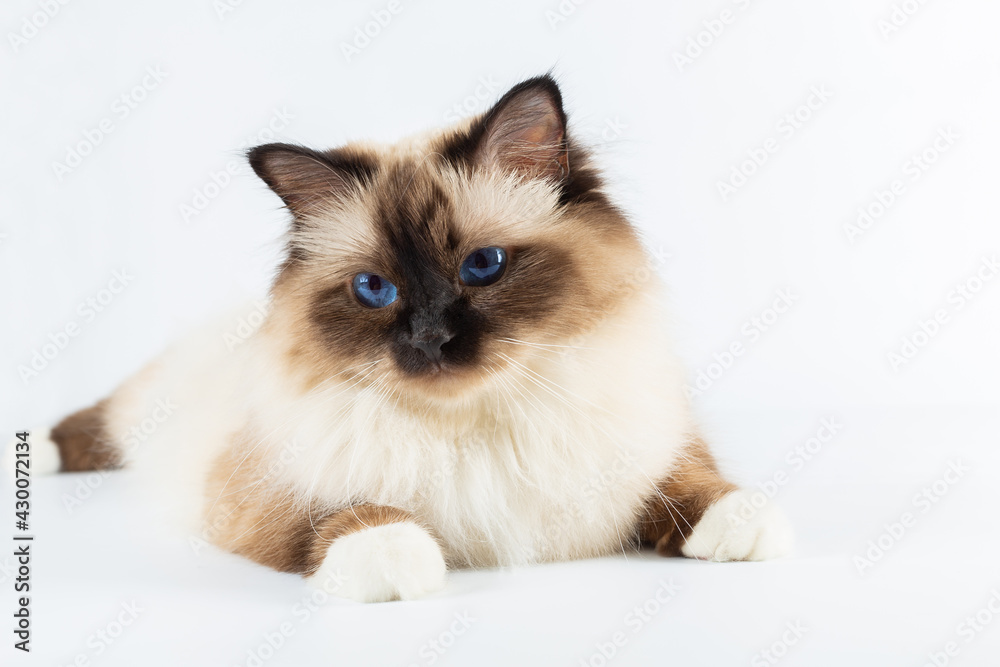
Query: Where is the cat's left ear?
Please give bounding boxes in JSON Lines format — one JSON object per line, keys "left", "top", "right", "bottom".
{"left": 247, "top": 143, "right": 368, "bottom": 217}
{"left": 469, "top": 75, "right": 569, "bottom": 181}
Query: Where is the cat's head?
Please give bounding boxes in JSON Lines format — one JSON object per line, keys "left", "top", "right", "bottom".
{"left": 249, "top": 75, "right": 646, "bottom": 400}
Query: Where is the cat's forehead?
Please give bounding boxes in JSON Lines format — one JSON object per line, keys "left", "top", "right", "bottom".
{"left": 300, "top": 144, "right": 564, "bottom": 272}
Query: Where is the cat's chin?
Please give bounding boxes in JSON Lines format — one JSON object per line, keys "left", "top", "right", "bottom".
{"left": 397, "top": 365, "right": 491, "bottom": 403}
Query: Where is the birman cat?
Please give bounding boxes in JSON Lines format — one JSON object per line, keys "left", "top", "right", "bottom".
{"left": 9, "top": 75, "right": 792, "bottom": 602}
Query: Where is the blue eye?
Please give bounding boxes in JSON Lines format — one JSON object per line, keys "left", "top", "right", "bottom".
{"left": 352, "top": 273, "right": 397, "bottom": 308}
{"left": 459, "top": 247, "right": 507, "bottom": 286}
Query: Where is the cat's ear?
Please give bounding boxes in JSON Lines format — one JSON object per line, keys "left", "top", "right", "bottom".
{"left": 472, "top": 75, "right": 569, "bottom": 181}
{"left": 248, "top": 143, "right": 367, "bottom": 217}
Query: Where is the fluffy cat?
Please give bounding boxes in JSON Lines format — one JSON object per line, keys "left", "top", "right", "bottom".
{"left": 9, "top": 75, "right": 792, "bottom": 602}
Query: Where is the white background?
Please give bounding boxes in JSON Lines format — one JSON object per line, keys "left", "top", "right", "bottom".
{"left": 2, "top": 1, "right": 1000, "bottom": 666}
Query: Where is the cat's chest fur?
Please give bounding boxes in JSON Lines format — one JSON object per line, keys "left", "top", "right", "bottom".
{"left": 259, "top": 351, "right": 689, "bottom": 568}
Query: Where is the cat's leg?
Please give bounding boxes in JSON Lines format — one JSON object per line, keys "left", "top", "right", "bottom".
{"left": 204, "top": 447, "right": 445, "bottom": 602}
{"left": 3, "top": 400, "right": 120, "bottom": 476}
{"left": 638, "top": 436, "right": 793, "bottom": 561}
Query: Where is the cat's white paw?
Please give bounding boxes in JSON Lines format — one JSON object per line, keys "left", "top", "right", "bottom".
{"left": 3, "top": 428, "right": 61, "bottom": 477}
{"left": 681, "top": 489, "right": 793, "bottom": 562}
{"left": 311, "top": 521, "right": 446, "bottom": 603}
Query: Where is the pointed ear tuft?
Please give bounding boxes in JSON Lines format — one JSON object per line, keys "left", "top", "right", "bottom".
{"left": 248, "top": 144, "right": 370, "bottom": 217}
{"left": 473, "top": 76, "right": 569, "bottom": 181}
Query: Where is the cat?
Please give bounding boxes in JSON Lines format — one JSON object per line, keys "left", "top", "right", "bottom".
{"left": 8, "top": 75, "right": 792, "bottom": 602}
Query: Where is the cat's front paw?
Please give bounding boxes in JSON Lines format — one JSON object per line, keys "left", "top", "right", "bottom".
{"left": 311, "top": 521, "right": 446, "bottom": 603}
{"left": 680, "top": 489, "right": 793, "bottom": 562}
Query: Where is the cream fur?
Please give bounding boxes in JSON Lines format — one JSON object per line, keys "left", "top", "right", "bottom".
{"left": 104, "top": 272, "right": 693, "bottom": 567}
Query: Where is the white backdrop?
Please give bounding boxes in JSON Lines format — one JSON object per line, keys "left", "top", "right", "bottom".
{"left": 2, "top": 1, "right": 1000, "bottom": 666}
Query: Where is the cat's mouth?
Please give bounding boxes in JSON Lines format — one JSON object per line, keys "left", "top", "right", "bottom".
{"left": 394, "top": 359, "right": 493, "bottom": 401}
{"left": 406, "top": 360, "right": 468, "bottom": 382}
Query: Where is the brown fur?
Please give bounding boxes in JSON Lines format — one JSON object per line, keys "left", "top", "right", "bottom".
{"left": 203, "top": 431, "right": 419, "bottom": 574}
{"left": 257, "top": 158, "right": 643, "bottom": 400}
{"left": 637, "top": 436, "right": 738, "bottom": 555}
{"left": 50, "top": 400, "right": 121, "bottom": 472}
{"left": 48, "top": 76, "right": 758, "bottom": 582}
{"left": 245, "top": 75, "right": 645, "bottom": 402}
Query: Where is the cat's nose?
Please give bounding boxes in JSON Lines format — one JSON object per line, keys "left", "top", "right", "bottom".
{"left": 410, "top": 333, "right": 453, "bottom": 363}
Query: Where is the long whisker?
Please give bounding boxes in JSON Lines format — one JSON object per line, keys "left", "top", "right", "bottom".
{"left": 498, "top": 337, "right": 594, "bottom": 351}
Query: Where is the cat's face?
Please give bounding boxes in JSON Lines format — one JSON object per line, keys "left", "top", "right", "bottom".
{"left": 250, "top": 76, "right": 644, "bottom": 400}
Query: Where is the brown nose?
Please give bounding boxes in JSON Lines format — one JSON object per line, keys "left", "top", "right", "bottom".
{"left": 410, "top": 334, "right": 453, "bottom": 363}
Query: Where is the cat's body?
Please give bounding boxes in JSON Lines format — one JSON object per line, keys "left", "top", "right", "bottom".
{"left": 106, "top": 275, "right": 684, "bottom": 569}
{"left": 11, "top": 76, "right": 792, "bottom": 601}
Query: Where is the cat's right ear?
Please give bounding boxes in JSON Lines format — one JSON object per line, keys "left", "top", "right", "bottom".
{"left": 247, "top": 143, "right": 371, "bottom": 217}
{"left": 464, "top": 75, "right": 570, "bottom": 182}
